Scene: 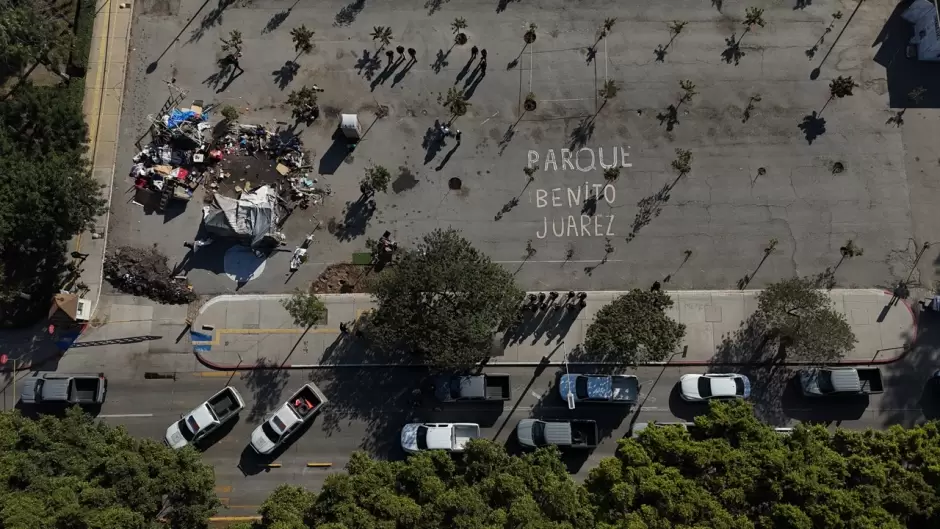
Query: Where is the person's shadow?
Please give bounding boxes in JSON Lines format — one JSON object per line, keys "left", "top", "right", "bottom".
{"left": 435, "top": 142, "right": 459, "bottom": 171}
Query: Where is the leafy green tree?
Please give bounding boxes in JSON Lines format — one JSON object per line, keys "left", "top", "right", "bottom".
{"left": 442, "top": 87, "right": 470, "bottom": 122}
{"left": 281, "top": 290, "right": 327, "bottom": 328}
{"left": 587, "top": 400, "right": 940, "bottom": 529}
{"left": 754, "top": 276, "right": 856, "bottom": 362}
{"left": 822, "top": 75, "right": 858, "bottom": 114}
{"left": 584, "top": 289, "right": 686, "bottom": 363}
{"left": 367, "top": 228, "right": 523, "bottom": 369}
{"left": 361, "top": 164, "right": 391, "bottom": 195}
{"left": 0, "top": 408, "right": 219, "bottom": 529}
{"left": 220, "top": 104, "right": 239, "bottom": 122}
{"left": 220, "top": 29, "right": 243, "bottom": 55}
{"left": 370, "top": 26, "right": 393, "bottom": 49}
{"left": 251, "top": 441, "right": 595, "bottom": 529}
{"left": 0, "top": 1, "right": 74, "bottom": 78}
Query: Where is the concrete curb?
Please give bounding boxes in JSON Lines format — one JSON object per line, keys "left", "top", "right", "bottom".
{"left": 192, "top": 345, "right": 911, "bottom": 371}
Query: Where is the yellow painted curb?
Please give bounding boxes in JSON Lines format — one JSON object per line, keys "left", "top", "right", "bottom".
{"left": 306, "top": 462, "right": 332, "bottom": 467}
{"left": 265, "top": 463, "right": 282, "bottom": 468}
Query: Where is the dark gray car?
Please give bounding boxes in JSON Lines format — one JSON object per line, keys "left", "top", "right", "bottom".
{"left": 20, "top": 372, "right": 107, "bottom": 405}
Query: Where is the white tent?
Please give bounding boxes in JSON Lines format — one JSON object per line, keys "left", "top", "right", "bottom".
{"left": 903, "top": 0, "right": 940, "bottom": 61}
{"left": 202, "top": 185, "right": 283, "bottom": 249}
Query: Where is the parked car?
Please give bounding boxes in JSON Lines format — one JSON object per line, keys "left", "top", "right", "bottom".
{"left": 19, "top": 372, "right": 107, "bottom": 405}
{"left": 558, "top": 374, "right": 640, "bottom": 404}
{"left": 516, "top": 419, "right": 598, "bottom": 449}
{"left": 400, "top": 423, "right": 480, "bottom": 453}
{"left": 165, "top": 386, "right": 244, "bottom": 449}
{"left": 798, "top": 367, "right": 883, "bottom": 397}
{"left": 250, "top": 383, "right": 328, "bottom": 454}
{"left": 433, "top": 374, "right": 511, "bottom": 402}
{"left": 678, "top": 373, "right": 751, "bottom": 402}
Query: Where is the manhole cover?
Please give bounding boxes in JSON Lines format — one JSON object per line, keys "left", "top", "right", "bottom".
{"left": 448, "top": 177, "right": 462, "bottom": 190}
{"left": 832, "top": 162, "right": 845, "bottom": 174}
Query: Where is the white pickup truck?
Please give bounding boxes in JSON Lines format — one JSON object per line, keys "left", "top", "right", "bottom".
{"left": 250, "top": 383, "right": 328, "bottom": 455}
{"left": 165, "top": 386, "right": 245, "bottom": 449}
{"left": 400, "top": 423, "right": 481, "bottom": 453}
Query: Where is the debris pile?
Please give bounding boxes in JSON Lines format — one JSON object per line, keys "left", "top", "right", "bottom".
{"left": 103, "top": 246, "right": 196, "bottom": 304}
{"left": 131, "top": 101, "right": 220, "bottom": 212}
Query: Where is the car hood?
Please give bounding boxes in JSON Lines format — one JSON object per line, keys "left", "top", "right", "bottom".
{"left": 517, "top": 419, "right": 537, "bottom": 447}
{"left": 250, "top": 425, "right": 277, "bottom": 454}
{"left": 401, "top": 423, "right": 420, "bottom": 451}
{"left": 679, "top": 375, "right": 701, "bottom": 400}
{"left": 165, "top": 422, "right": 188, "bottom": 449}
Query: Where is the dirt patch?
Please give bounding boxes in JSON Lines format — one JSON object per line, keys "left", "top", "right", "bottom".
{"left": 311, "top": 263, "right": 374, "bottom": 294}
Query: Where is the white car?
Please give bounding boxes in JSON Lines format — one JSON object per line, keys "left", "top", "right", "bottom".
{"left": 679, "top": 373, "right": 751, "bottom": 402}
{"left": 400, "top": 423, "right": 480, "bottom": 453}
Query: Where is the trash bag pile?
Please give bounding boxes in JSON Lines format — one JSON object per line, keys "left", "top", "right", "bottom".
{"left": 103, "top": 246, "right": 196, "bottom": 304}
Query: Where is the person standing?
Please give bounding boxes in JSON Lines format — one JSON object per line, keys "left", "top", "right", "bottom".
{"left": 480, "top": 49, "right": 487, "bottom": 60}
{"left": 407, "top": 48, "right": 417, "bottom": 62}
{"left": 470, "top": 45, "right": 479, "bottom": 59}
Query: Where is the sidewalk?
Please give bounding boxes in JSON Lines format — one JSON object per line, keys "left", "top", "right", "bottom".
{"left": 190, "top": 289, "right": 915, "bottom": 368}
{"left": 74, "top": 0, "right": 134, "bottom": 316}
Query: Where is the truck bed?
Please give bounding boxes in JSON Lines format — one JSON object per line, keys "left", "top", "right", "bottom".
{"left": 857, "top": 368, "right": 884, "bottom": 393}
{"left": 611, "top": 376, "right": 640, "bottom": 402}
{"left": 208, "top": 387, "right": 242, "bottom": 418}
{"left": 453, "top": 424, "right": 481, "bottom": 448}
{"left": 569, "top": 420, "right": 598, "bottom": 447}
{"left": 484, "top": 374, "right": 511, "bottom": 400}
{"left": 286, "top": 383, "right": 328, "bottom": 419}
{"left": 72, "top": 377, "right": 101, "bottom": 402}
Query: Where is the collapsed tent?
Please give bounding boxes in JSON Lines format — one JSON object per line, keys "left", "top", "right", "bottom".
{"left": 202, "top": 185, "right": 285, "bottom": 249}
{"left": 903, "top": 0, "right": 940, "bottom": 61}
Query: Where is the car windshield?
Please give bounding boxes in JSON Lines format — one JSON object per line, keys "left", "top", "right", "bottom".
{"left": 532, "top": 421, "right": 546, "bottom": 446}
{"left": 734, "top": 378, "right": 744, "bottom": 395}
{"left": 261, "top": 421, "right": 283, "bottom": 444}
{"left": 698, "top": 378, "right": 713, "bottom": 398}
{"left": 817, "top": 371, "right": 834, "bottom": 393}
{"left": 416, "top": 426, "right": 429, "bottom": 450}
{"left": 575, "top": 377, "right": 590, "bottom": 399}
{"left": 177, "top": 419, "right": 196, "bottom": 442}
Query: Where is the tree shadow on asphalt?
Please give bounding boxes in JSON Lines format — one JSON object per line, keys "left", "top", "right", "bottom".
{"left": 326, "top": 197, "right": 376, "bottom": 242}
{"left": 188, "top": 0, "right": 236, "bottom": 43}
{"left": 308, "top": 333, "right": 426, "bottom": 458}
{"left": 568, "top": 117, "right": 596, "bottom": 149}
{"left": 625, "top": 183, "right": 672, "bottom": 242}
{"left": 879, "top": 308, "right": 938, "bottom": 426}
{"left": 798, "top": 112, "right": 826, "bottom": 144}
{"left": 272, "top": 61, "right": 299, "bottom": 90}
{"left": 334, "top": 0, "right": 365, "bottom": 26}
{"left": 354, "top": 50, "right": 383, "bottom": 81}
{"left": 240, "top": 357, "right": 291, "bottom": 423}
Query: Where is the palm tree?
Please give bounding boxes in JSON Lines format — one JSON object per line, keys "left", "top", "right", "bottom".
{"left": 670, "top": 148, "right": 693, "bottom": 183}
{"left": 287, "top": 86, "right": 319, "bottom": 121}
{"left": 291, "top": 25, "right": 315, "bottom": 57}
{"left": 443, "top": 87, "right": 470, "bottom": 122}
{"left": 604, "top": 167, "right": 620, "bottom": 182}
{"left": 821, "top": 75, "right": 857, "bottom": 114}
{"left": 220, "top": 30, "right": 243, "bottom": 55}
{"left": 524, "top": 23, "right": 537, "bottom": 44}
{"left": 743, "top": 7, "right": 766, "bottom": 32}
{"left": 452, "top": 17, "right": 468, "bottom": 45}
{"left": 679, "top": 80, "right": 696, "bottom": 104}
{"left": 909, "top": 86, "right": 927, "bottom": 104}
{"left": 371, "top": 26, "right": 394, "bottom": 50}
{"left": 602, "top": 17, "right": 616, "bottom": 36}
{"left": 668, "top": 20, "right": 687, "bottom": 36}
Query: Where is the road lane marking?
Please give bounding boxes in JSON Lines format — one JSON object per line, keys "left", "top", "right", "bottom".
{"left": 529, "top": 391, "right": 542, "bottom": 399}
{"left": 214, "top": 485, "right": 232, "bottom": 493}
{"left": 306, "top": 462, "right": 332, "bottom": 467}
{"left": 193, "top": 371, "right": 238, "bottom": 377}
{"left": 98, "top": 413, "right": 154, "bottom": 418}
{"left": 218, "top": 498, "right": 229, "bottom": 506}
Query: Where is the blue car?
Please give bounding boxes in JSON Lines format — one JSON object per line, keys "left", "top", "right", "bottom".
{"left": 558, "top": 374, "right": 640, "bottom": 404}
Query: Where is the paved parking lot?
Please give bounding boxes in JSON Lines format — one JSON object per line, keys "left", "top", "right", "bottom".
{"left": 110, "top": 0, "right": 940, "bottom": 294}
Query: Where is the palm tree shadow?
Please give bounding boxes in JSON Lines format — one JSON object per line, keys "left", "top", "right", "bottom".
{"left": 721, "top": 36, "right": 744, "bottom": 65}
{"left": 189, "top": 0, "right": 236, "bottom": 43}
{"left": 355, "top": 50, "right": 382, "bottom": 80}
{"left": 798, "top": 112, "right": 826, "bottom": 144}
{"left": 272, "top": 61, "right": 299, "bottom": 90}
{"left": 568, "top": 117, "right": 595, "bottom": 149}
{"left": 263, "top": 9, "right": 291, "bottom": 34}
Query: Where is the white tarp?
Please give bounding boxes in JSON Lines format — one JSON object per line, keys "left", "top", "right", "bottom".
{"left": 202, "top": 185, "right": 280, "bottom": 249}
{"left": 903, "top": 0, "right": 940, "bottom": 61}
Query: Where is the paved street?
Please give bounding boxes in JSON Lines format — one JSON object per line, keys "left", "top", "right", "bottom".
{"left": 106, "top": 0, "right": 940, "bottom": 295}
{"left": 2, "top": 361, "right": 935, "bottom": 518}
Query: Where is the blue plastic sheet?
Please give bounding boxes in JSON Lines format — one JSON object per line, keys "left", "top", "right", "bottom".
{"left": 166, "top": 108, "right": 208, "bottom": 129}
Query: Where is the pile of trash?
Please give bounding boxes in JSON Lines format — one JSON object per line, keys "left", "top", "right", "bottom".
{"left": 103, "top": 246, "right": 196, "bottom": 304}
{"left": 213, "top": 123, "right": 332, "bottom": 211}
{"left": 130, "top": 101, "right": 221, "bottom": 212}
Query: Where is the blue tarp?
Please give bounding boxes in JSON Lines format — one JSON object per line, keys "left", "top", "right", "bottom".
{"left": 167, "top": 109, "right": 208, "bottom": 129}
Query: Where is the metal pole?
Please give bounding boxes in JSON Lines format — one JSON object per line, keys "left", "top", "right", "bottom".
{"left": 12, "top": 359, "right": 17, "bottom": 401}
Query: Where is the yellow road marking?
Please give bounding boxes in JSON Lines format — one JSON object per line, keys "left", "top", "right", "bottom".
{"left": 306, "top": 462, "right": 332, "bottom": 467}
{"left": 265, "top": 462, "right": 282, "bottom": 468}
{"left": 192, "top": 327, "right": 340, "bottom": 346}
{"left": 214, "top": 485, "right": 232, "bottom": 493}
{"left": 218, "top": 497, "right": 230, "bottom": 506}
